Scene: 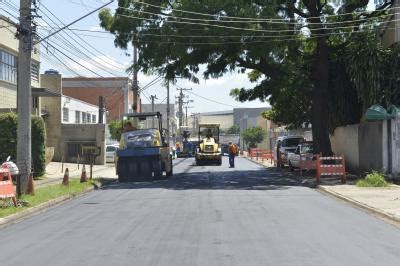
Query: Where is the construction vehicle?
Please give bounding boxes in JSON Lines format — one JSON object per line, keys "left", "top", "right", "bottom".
{"left": 116, "top": 112, "right": 173, "bottom": 182}
{"left": 176, "top": 127, "right": 196, "bottom": 158}
{"left": 195, "top": 123, "right": 222, "bottom": 165}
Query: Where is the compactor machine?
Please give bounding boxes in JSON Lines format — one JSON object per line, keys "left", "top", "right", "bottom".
{"left": 195, "top": 123, "right": 222, "bottom": 165}
{"left": 116, "top": 112, "right": 173, "bottom": 182}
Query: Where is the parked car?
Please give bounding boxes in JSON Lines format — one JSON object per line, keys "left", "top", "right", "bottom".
{"left": 287, "top": 142, "right": 314, "bottom": 170}
{"left": 105, "top": 144, "right": 119, "bottom": 163}
{"left": 274, "top": 136, "right": 306, "bottom": 167}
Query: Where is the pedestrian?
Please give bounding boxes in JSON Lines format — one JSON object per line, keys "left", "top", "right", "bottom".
{"left": 228, "top": 141, "right": 238, "bottom": 168}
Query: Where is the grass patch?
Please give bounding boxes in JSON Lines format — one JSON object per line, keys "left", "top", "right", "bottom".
{"left": 0, "top": 179, "right": 100, "bottom": 218}
{"left": 356, "top": 171, "right": 389, "bottom": 187}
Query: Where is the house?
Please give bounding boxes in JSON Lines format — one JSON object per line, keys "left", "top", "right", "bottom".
{"left": 62, "top": 77, "right": 141, "bottom": 121}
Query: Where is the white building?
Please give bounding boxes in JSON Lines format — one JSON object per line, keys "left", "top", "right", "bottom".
{"left": 61, "top": 96, "right": 104, "bottom": 124}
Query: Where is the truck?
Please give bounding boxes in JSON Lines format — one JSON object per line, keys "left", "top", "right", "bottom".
{"left": 274, "top": 135, "right": 306, "bottom": 168}
{"left": 116, "top": 112, "right": 173, "bottom": 182}
{"left": 195, "top": 123, "right": 222, "bottom": 165}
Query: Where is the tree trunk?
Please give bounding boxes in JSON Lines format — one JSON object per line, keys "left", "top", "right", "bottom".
{"left": 312, "top": 38, "right": 333, "bottom": 156}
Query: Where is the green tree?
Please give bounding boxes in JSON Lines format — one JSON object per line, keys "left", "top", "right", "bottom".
{"left": 226, "top": 125, "right": 240, "bottom": 134}
{"left": 108, "top": 120, "right": 122, "bottom": 140}
{"left": 99, "top": 0, "right": 395, "bottom": 155}
{"left": 241, "top": 126, "right": 266, "bottom": 148}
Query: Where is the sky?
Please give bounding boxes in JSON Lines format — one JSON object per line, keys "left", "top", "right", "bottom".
{"left": 0, "top": 0, "right": 268, "bottom": 114}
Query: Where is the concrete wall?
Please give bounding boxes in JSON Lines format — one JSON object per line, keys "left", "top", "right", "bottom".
{"left": 60, "top": 124, "right": 106, "bottom": 165}
{"left": 330, "top": 121, "right": 386, "bottom": 173}
{"left": 40, "top": 74, "right": 63, "bottom": 160}
{"left": 358, "top": 121, "right": 384, "bottom": 172}
{"left": 391, "top": 117, "right": 400, "bottom": 174}
{"left": 330, "top": 124, "right": 359, "bottom": 171}
{"left": 199, "top": 114, "right": 233, "bottom": 131}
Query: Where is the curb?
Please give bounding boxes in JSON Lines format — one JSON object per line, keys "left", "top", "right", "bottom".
{"left": 317, "top": 186, "right": 400, "bottom": 224}
{"left": 0, "top": 180, "right": 113, "bottom": 229}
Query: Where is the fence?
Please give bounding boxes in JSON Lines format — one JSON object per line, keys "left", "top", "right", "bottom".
{"left": 248, "top": 148, "right": 274, "bottom": 164}
{"left": 299, "top": 153, "right": 317, "bottom": 175}
{"left": 316, "top": 154, "right": 346, "bottom": 183}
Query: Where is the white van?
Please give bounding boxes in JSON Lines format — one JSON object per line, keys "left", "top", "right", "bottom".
{"left": 274, "top": 136, "right": 306, "bottom": 167}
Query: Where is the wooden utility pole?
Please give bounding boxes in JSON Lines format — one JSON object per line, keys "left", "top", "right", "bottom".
{"left": 17, "top": 0, "right": 34, "bottom": 194}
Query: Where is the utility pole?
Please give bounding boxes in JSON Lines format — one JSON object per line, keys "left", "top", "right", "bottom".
{"left": 131, "top": 45, "right": 139, "bottom": 113}
{"left": 166, "top": 81, "right": 170, "bottom": 145}
{"left": 176, "top": 87, "right": 192, "bottom": 127}
{"left": 16, "top": 0, "right": 34, "bottom": 194}
{"left": 184, "top": 103, "right": 193, "bottom": 127}
{"left": 150, "top": 94, "right": 157, "bottom": 128}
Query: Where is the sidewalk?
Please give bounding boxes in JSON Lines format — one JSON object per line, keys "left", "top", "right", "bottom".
{"left": 244, "top": 153, "right": 400, "bottom": 223}
{"left": 37, "top": 162, "right": 117, "bottom": 187}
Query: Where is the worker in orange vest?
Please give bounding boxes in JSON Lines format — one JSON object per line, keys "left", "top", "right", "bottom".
{"left": 228, "top": 141, "right": 239, "bottom": 168}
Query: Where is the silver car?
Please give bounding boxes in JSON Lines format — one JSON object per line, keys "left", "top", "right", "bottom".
{"left": 105, "top": 144, "right": 119, "bottom": 163}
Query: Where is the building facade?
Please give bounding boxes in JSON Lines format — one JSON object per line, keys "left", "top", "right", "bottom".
{"left": 62, "top": 77, "right": 141, "bottom": 121}
{"left": 0, "top": 15, "right": 41, "bottom": 111}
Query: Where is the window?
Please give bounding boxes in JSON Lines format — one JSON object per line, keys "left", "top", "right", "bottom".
{"left": 106, "top": 146, "right": 116, "bottom": 152}
{"left": 92, "top": 114, "right": 96, "bottom": 123}
{"left": 31, "top": 63, "right": 40, "bottom": 82}
{"left": 62, "top": 108, "right": 69, "bottom": 122}
{"left": 82, "top": 112, "right": 86, "bottom": 123}
{"left": 75, "top": 111, "right": 80, "bottom": 123}
{"left": 0, "top": 50, "right": 17, "bottom": 84}
{"left": 87, "top": 113, "right": 91, "bottom": 123}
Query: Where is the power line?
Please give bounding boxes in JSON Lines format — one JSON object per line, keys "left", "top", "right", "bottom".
{"left": 118, "top": 5, "right": 396, "bottom": 26}
{"left": 116, "top": 12, "right": 399, "bottom": 35}
{"left": 127, "top": 0, "right": 398, "bottom": 22}
{"left": 175, "top": 86, "right": 240, "bottom": 108}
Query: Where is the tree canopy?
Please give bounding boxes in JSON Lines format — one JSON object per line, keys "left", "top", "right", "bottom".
{"left": 241, "top": 126, "right": 266, "bottom": 148}
{"left": 99, "top": 0, "right": 397, "bottom": 155}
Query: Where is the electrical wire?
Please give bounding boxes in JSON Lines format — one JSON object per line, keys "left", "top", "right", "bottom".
{"left": 176, "top": 86, "right": 240, "bottom": 108}
{"left": 117, "top": 5, "right": 396, "bottom": 26}
{"left": 127, "top": 0, "right": 398, "bottom": 22}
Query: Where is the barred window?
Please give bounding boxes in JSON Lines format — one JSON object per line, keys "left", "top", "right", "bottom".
{"left": 75, "top": 111, "right": 80, "bottom": 123}
{"left": 86, "top": 113, "right": 91, "bottom": 123}
{"left": 62, "top": 108, "right": 69, "bottom": 122}
{"left": 31, "top": 63, "right": 40, "bottom": 82}
{"left": 0, "top": 50, "right": 17, "bottom": 84}
{"left": 82, "top": 112, "right": 86, "bottom": 123}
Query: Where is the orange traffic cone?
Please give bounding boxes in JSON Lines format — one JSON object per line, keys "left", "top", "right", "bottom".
{"left": 80, "top": 165, "right": 87, "bottom": 183}
{"left": 26, "top": 172, "right": 35, "bottom": 195}
{"left": 62, "top": 168, "right": 69, "bottom": 186}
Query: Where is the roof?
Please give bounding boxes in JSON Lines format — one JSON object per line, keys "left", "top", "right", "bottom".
{"left": 123, "top": 112, "right": 162, "bottom": 118}
{"left": 198, "top": 123, "right": 220, "bottom": 127}
{"left": 200, "top": 110, "right": 233, "bottom": 116}
{"left": 32, "top": 87, "right": 61, "bottom": 97}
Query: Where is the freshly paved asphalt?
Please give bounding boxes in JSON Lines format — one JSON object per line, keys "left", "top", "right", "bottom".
{"left": 1, "top": 157, "right": 400, "bottom": 266}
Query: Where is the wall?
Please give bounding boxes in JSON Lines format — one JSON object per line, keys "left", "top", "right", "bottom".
{"left": 358, "top": 121, "right": 384, "bottom": 172}
{"left": 330, "top": 121, "right": 386, "bottom": 173}
{"left": 391, "top": 117, "right": 400, "bottom": 174}
{"left": 40, "top": 73, "right": 63, "bottom": 161}
{"left": 199, "top": 114, "right": 233, "bottom": 131}
{"left": 256, "top": 116, "right": 270, "bottom": 149}
{"left": 330, "top": 124, "right": 359, "bottom": 171}
{"left": 60, "top": 124, "right": 106, "bottom": 165}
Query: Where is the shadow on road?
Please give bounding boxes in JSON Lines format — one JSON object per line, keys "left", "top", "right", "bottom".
{"left": 102, "top": 167, "right": 304, "bottom": 191}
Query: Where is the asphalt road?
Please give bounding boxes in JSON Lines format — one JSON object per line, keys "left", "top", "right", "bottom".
{"left": 1, "top": 157, "right": 400, "bottom": 266}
